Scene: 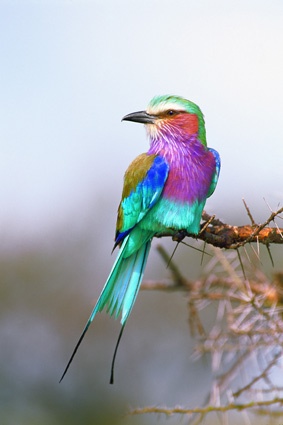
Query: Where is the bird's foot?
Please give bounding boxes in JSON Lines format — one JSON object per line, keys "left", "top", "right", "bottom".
{"left": 172, "top": 230, "right": 188, "bottom": 242}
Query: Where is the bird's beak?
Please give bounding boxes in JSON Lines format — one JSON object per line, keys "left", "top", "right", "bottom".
{"left": 122, "top": 110, "right": 156, "bottom": 124}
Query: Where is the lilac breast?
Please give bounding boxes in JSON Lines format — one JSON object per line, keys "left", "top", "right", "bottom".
{"left": 149, "top": 135, "right": 216, "bottom": 204}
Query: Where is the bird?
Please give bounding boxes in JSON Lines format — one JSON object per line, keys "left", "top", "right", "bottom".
{"left": 60, "top": 94, "right": 221, "bottom": 384}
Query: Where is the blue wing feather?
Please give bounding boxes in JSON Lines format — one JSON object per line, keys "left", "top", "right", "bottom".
{"left": 115, "top": 154, "right": 169, "bottom": 245}
{"left": 207, "top": 148, "right": 221, "bottom": 198}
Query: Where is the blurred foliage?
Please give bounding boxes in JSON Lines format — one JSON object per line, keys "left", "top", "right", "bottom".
{"left": 0, "top": 209, "right": 282, "bottom": 424}
{"left": 0, "top": 232, "right": 143, "bottom": 425}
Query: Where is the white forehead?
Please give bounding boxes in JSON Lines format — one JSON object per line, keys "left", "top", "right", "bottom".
{"left": 146, "top": 101, "right": 187, "bottom": 115}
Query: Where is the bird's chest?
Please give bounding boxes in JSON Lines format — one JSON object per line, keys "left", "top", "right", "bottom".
{"left": 140, "top": 151, "right": 215, "bottom": 234}
{"left": 162, "top": 154, "right": 213, "bottom": 203}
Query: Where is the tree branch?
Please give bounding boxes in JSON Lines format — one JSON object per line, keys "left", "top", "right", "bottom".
{"left": 155, "top": 206, "right": 283, "bottom": 249}
{"left": 136, "top": 204, "right": 283, "bottom": 423}
{"left": 130, "top": 397, "right": 283, "bottom": 416}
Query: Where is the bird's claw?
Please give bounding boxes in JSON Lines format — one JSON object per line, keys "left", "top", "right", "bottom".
{"left": 172, "top": 230, "right": 187, "bottom": 242}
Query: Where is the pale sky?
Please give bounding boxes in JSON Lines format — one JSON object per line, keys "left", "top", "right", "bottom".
{"left": 1, "top": 0, "right": 283, "bottom": 245}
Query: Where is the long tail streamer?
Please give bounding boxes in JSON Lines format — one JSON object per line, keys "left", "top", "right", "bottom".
{"left": 60, "top": 236, "right": 151, "bottom": 383}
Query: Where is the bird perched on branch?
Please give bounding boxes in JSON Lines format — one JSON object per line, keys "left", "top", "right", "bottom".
{"left": 60, "top": 95, "right": 221, "bottom": 383}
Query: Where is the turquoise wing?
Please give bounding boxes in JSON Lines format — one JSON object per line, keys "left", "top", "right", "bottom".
{"left": 207, "top": 148, "right": 221, "bottom": 198}
{"left": 115, "top": 153, "right": 169, "bottom": 246}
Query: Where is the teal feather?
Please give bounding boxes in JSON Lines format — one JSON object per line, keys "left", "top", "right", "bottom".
{"left": 92, "top": 235, "right": 151, "bottom": 323}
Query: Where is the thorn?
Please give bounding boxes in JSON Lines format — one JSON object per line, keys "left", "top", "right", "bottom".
{"left": 266, "top": 243, "right": 274, "bottom": 267}
{"left": 237, "top": 248, "right": 246, "bottom": 280}
{"left": 180, "top": 240, "right": 212, "bottom": 257}
{"left": 156, "top": 245, "right": 186, "bottom": 286}
{"left": 256, "top": 236, "right": 260, "bottom": 259}
{"left": 242, "top": 198, "right": 256, "bottom": 226}
{"left": 243, "top": 245, "right": 251, "bottom": 264}
{"left": 200, "top": 242, "right": 207, "bottom": 266}
{"left": 199, "top": 214, "right": 215, "bottom": 235}
{"left": 263, "top": 197, "right": 274, "bottom": 215}
{"left": 274, "top": 221, "right": 283, "bottom": 239}
{"left": 250, "top": 241, "right": 263, "bottom": 265}
{"left": 166, "top": 243, "right": 180, "bottom": 268}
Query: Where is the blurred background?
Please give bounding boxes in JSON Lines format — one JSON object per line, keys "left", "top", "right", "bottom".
{"left": 0, "top": 0, "right": 282, "bottom": 424}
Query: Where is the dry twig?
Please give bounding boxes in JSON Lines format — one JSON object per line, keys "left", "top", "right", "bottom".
{"left": 134, "top": 205, "right": 283, "bottom": 424}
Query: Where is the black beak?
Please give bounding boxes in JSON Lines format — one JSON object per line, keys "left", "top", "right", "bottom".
{"left": 122, "top": 110, "right": 156, "bottom": 124}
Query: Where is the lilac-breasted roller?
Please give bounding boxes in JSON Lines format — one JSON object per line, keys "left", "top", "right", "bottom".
{"left": 60, "top": 95, "right": 220, "bottom": 383}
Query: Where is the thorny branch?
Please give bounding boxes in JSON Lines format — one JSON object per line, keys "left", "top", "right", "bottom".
{"left": 131, "top": 397, "right": 283, "bottom": 416}
{"left": 156, "top": 204, "right": 283, "bottom": 249}
{"left": 141, "top": 246, "right": 283, "bottom": 305}
{"left": 133, "top": 203, "right": 283, "bottom": 424}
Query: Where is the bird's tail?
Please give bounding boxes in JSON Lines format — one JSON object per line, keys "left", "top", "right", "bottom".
{"left": 60, "top": 235, "right": 151, "bottom": 382}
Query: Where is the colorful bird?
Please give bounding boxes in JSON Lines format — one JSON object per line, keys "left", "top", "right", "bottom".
{"left": 60, "top": 95, "right": 220, "bottom": 383}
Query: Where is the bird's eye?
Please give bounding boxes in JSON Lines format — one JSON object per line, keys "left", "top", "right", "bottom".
{"left": 167, "top": 110, "right": 175, "bottom": 116}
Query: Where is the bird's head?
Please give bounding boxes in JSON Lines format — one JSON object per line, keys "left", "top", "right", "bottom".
{"left": 122, "top": 95, "right": 207, "bottom": 146}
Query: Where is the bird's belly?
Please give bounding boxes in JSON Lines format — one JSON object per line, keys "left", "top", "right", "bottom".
{"left": 139, "top": 197, "right": 205, "bottom": 235}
